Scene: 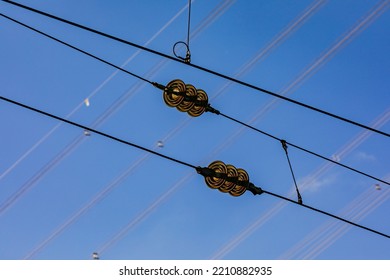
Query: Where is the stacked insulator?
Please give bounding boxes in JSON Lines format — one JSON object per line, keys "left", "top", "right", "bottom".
{"left": 163, "top": 79, "right": 208, "bottom": 117}
{"left": 202, "top": 160, "right": 249, "bottom": 197}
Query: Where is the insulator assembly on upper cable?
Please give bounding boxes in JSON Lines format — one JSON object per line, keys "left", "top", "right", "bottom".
{"left": 162, "top": 79, "right": 209, "bottom": 117}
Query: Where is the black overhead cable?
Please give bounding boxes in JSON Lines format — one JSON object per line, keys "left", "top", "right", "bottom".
{"left": 187, "top": 0, "right": 192, "bottom": 48}
{"left": 0, "top": 96, "right": 196, "bottom": 170}
{"left": 1, "top": 12, "right": 388, "bottom": 187}
{"left": 187, "top": 0, "right": 192, "bottom": 49}
{"left": 212, "top": 110, "right": 390, "bottom": 186}
{"left": 173, "top": 0, "right": 192, "bottom": 63}
{"left": 281, "top": 140, "right": 303, "bottom": 204}
{"left": 1, "top": 0, "right": 389, "bottom": 138}
{"left": 0, "top": 94, "right": 389, "bottom": 240}
{"left": 259, "top": 188, "right": 389, "bottom": 239}
{"left": 0, "top": 14, "right": 154, "bottom": 87}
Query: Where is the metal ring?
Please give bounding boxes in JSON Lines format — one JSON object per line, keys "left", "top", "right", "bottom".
{"left": 188, "top": 89, "right": 208, "bottom": 117}
{"left": 163, "top": 79, "right": 185, "bottom": 108}
{"left": 205, "top": 160, "right": 227, "bottom": 189}
{"left": 229, "top": 168, "right": 248, "bottom": 197}
{"left": 177, "top": 84, "right": 196, "bottom": 112}
{"left": 173, "top": 41, "right": 190, "bottom": 62}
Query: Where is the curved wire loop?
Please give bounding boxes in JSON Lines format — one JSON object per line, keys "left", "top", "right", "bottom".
{"left": 173, "top": 41, "right": 191, "bottom": 63}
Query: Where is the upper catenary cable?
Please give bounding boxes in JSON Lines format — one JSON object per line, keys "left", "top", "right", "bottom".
{"left": 1, "top": 0, "right": 389, "bottom": 138}
{"left": 1, "top": 12, "right": 388, "bottom": 188}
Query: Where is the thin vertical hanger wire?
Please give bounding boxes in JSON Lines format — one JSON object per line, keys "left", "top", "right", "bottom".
{"left": 173, "top": 0, "right": 192, "bottom": 63}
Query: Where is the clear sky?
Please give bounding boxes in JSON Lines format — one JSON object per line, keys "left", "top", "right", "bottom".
{"left": 0, "top": 0, "right": 389, "bottom": 260}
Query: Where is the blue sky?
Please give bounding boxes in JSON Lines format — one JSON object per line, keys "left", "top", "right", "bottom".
{"left": 0, "top": 0, "right": 389, "bottom": 260}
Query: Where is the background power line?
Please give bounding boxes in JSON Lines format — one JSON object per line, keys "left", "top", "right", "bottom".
{"left": 279, "top": 176, "right": 390, "bottom": 259}
{"left": 20, "top": 1, "right": 327, "bottom": 258}
{"left": 210, "top": 107, "right": 390, "bottom": 259}
{"left": 2, "top": 0, "right": 389, "bottom": 137}
{"left": 0, "top": 1, "right": 239, "bottom": 259}
{"left": 2, "top": 12, "right": 387, "bottom": 187}
{"left": 1, "top": 0, "right": 388, "bottom": 260}
{"left": 1, "top": 95, "right": 389, "bottom": 240}
{"left": 0, "top": 0, "right": 191, "bottom": 182}
{"left": 0, "top": 0, "right": 235, "bottom": 217}
{"left": 0, "top": 96, "right": 197, "bottom": 169}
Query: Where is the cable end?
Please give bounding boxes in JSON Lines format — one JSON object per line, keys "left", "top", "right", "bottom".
{"left": 196, "top": 166, "right": 215, "bottom": 178}
{"left": 246, "top": 183, "right": 263, "bottom": 196}
{"left": 152, "top": 82, "right": 166, "bottom": 91}
{"left": 297, "top": 193, "right": 303, "bottom": 205}
{"left": 281, "top": 139, "right": 288, "bottom": 153}
{"left": 205, "top": 105, "right": 220, "bottom": 115}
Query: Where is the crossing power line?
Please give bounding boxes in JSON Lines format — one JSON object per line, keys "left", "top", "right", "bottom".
{"left": 1, "top": 13, "right": 387, "bottom": 187}
{"left": 0, "top": 95, "right": 389, "bottom": 240}
{"left": 1, "top": 0, "right": 390, "bottom": 138}
{"left": 0, "top": 0, "right": 234, "bottom": 216}
{"left": 20, "top": 1, "right": 329, "bottom": 258}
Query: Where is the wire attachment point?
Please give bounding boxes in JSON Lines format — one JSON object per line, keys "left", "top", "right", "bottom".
{"left": 281, "top": 139, "right": 288, "bottom": 153}
{"left": 173, "top": 41, "right": 191, "bottom": 63}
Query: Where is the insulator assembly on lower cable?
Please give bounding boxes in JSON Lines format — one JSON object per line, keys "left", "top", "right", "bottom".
{"left": 197, "top": 160, "right": 261, "bottom": 197}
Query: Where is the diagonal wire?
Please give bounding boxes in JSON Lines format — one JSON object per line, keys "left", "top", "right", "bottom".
{"left": 1, "top": 0, "right": 238, "bottom": 257}
{"left": 0, "top": 62, "right": 162, "bottom": 216}
{"left": 304, "top": 190, "right": 390, "bottom": 259}
{"left": 2, "top": 10, "right": 387, "bottom": 186}
{"left": 212, "top": 0, "right": 327, "bottom": 96}
{"left": 23, "top": 152, "right": 152, "bottom": 260}
{"left": 100, "top": 0, "right": 390, "bottom": 256}
{"left": 0, "top": 1, "right": 191, "bottom": 182}
{"left": 214, "top": 111, "right": 389, "bottom": 185}
{"left": 94, "top": 0, "right": 390, "bottom": 256}
{"left": 0, "top": 0, "right": 235, "bottom": 217}
{"left": 303, "top": 188, "right": 390, "bottom": 259}
{"left": 0, "top": 95, "right": 197, "bottom": 169}
{"left": 208, "top": 0, "right": 390, "bottom": 256}
{"left": 23, "top": 0, "right": 318, "bottom": 258}
{"left": 210, "top": 108, "right": 390, "bottom": 259}
{"left": 282, "top": 180, "right": 390, "bottom": 259}
{"left": 96, "top": 97, "right": 390, "bottom": 258}
{"left": 6, "top": 0, "right": 386, "bottom": 258}
{"left": 2, "top": 0, "right": 389, "bottom": 137}
{"left": 278, "top": 187, "right": 379, "bottom": 259}
{"left": 97, "top": 172, "right": 195, "bottom": 255}
{"left": 259, "top": 189, "right": 389, "bottom": 239}
{"left": 0, "top": 13, "right": 154, "bottom": 86}
{"left": 3, "top": 96, "right": 388, "bottom": 242}
{"left": 281, "top": 140, "right": 303, "bottom": 204}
